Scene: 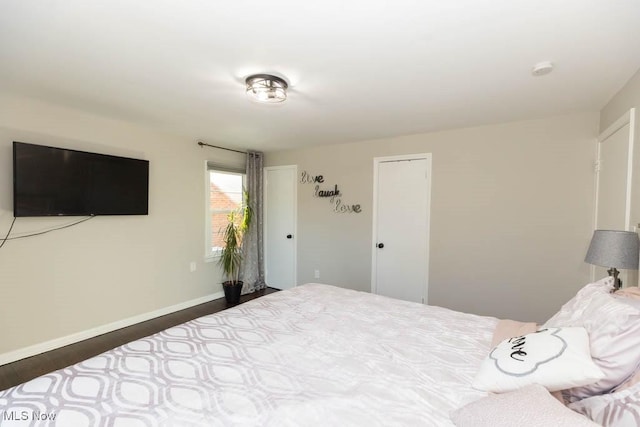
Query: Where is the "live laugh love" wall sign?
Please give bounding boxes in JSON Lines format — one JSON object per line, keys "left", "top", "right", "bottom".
{"left": 300, "top": 171, "right": 362, "bottom": 214}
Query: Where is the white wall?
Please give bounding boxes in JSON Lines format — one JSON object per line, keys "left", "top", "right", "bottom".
{"left": 265, "top": 113, "right": 599, "bottom": 322}
{"left": 0, "top": 94, "right": 243, "bottom": 360}
{"left": 600, "top": 68, "right": 640, "bottom": 131}
{"left": 0, "top": 91, "right": 602, "bottom": 359}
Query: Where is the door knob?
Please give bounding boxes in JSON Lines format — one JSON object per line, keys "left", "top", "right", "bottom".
{"left": 286, "top": 234, "right": 293, "bottom": 239}
{"left": 377, "top": 243, "right": 384, "bottom": 249}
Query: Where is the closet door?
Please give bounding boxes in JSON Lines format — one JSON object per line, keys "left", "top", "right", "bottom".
{"left": 595, "top": 108, "right": 636, "bottom": 285}
{"left": 264, "top": 165, "right": 297, "bottom": 290}
{"left": 372, "top": 154, "right": 432, "bottom": 303}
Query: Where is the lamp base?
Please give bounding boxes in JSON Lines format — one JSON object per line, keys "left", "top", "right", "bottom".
{"left": 607, "top": 267, "right": 622, "bottom": 291}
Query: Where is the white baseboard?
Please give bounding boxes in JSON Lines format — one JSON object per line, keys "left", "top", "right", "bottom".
{"left": 0, "top": 291, "right": 225, "bottom": 366}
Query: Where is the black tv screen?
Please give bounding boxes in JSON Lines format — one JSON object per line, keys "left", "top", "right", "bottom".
{"left": 13, "top": 141, "right": 149, "bottom": 217}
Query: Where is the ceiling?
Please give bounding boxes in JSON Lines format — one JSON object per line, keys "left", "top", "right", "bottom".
{"left": 1, "top": 1, "right": 639, "bottom": 151}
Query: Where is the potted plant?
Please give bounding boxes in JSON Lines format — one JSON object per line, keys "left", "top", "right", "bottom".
{"left": 219, "top": 191, "right": 252, "bottom": 304}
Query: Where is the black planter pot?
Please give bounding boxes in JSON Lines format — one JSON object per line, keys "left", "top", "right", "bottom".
{"left": 223, "top": 281, "right": 243, "bottom": 304}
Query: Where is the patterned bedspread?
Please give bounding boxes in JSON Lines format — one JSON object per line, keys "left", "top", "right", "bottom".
{"left": 0, "top": 284, "right": 497, "bottom": 426}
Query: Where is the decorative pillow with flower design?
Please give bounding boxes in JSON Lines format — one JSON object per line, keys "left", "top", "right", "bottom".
{"left": 569, "top": 380, "right": 640, "bottom": 426}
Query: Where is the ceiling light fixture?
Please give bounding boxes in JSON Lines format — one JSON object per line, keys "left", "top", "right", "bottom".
{"left": 245, "top": 74, "right": 288, "bottom": 103}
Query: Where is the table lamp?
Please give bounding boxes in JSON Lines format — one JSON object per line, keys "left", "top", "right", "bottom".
{"left": 585, "top": 229, "right": 640, "bottom": 290}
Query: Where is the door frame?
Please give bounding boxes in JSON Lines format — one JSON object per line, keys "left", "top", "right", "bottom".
{"left": 592, "top": 108, "right": 636, "bottom": 282}
{"left": 594, "top": 107, "right": 635, "bottom": 232}
{"left": 371, "top": 153, "right": 432, "bottom": 303}
{"left": 263, "top": 165, "right": 298, "bottom": 288}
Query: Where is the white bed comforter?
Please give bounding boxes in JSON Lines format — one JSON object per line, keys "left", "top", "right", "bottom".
{"left": 0, "top": 284, "right": 497, "bottom": 426}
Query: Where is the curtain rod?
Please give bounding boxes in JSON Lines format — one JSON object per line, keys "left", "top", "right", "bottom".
{"left": 197, "top": 141, "right": 247, "bottom": 155}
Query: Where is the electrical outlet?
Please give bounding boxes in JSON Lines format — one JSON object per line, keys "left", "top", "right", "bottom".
{"left": 314, "top": 269, "right": 320, "bottom": 279}
{"left": 190, "top": 261, "right": 197, "bottom": 272}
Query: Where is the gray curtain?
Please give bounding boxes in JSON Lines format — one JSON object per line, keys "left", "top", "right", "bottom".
{"left": 241, "top": 151, "right": 266, "bottom": 292}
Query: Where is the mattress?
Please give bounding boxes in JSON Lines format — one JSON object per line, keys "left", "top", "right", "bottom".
{"left": 0, "top": 284, "right": 498, "bottom": 426}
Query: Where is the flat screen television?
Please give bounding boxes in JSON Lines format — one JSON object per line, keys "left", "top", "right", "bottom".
{"left": 13, "top": 141, "right": 149, "bottom": 217}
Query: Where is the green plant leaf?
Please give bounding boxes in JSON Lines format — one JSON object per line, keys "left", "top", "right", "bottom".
{"left": 218, "top": 191, "right": 252, "bottom": 284}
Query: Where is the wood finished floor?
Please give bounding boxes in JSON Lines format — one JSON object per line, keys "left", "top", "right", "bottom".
{"left": 0, "top": 287, "right": 279, "bottom": 391}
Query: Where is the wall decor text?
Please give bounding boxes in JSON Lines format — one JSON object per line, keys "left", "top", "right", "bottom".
{"left": 315, "top": 184, "right": 340, "bottom": 198}
{"left": 300, "top": 171, "right": 324, "bottom": 184}
{"left": 331, "top": 196, "right": 361, "bottom": 213}
{"left": 300, "top": 170, "right": 361, "bottom": 214}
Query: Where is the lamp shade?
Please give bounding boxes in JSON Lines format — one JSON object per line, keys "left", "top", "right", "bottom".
{"left": 585, "top": 230, "right": 640, "bottom": 270}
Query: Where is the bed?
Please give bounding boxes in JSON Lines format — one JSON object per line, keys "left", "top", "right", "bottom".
{"left": 1, "top": 280, "right": 639, "bottom": 426}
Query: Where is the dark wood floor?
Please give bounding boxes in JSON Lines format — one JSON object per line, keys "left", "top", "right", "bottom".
{"left": 0, "top": 287, "right": 279, "bottom": 391}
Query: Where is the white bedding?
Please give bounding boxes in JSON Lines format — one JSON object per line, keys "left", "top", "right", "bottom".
{"left": 0, "top": 284, "right": 497, "bottom": 426}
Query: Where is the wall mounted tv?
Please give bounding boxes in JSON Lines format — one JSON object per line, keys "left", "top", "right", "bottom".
{"left": 13, "top": 141, "right": 149, "bottom": 217}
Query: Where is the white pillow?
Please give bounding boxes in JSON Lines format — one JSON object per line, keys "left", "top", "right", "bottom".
{"left": 473, "top": 327, "right": 604, "bottom": 393}
{"left": 543, "top": 276, "right": 614, "bottom": 328}
{"left": 546, "top": 290, "right": 640, "bottom": 401}
{"left": 569, "top": 380, "right": 640, "bottom": 427}
{"left": 451, "top": 384, "right": 599, "bottom": 427}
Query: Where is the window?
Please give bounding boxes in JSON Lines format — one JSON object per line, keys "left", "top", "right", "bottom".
{"left": 206, "top": 169, "right": 245, "bottom": 258}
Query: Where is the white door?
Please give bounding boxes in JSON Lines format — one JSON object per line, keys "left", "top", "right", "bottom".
{"left": 594, "top": 109, "right": 635, "bottom": 284}
{"left": 264, "top": 165, "right": 297, "bottom": 290}
{"left": 372, "top": 154, "right": 431, "bottom": 303}
{"left": 596, "top": 124, "right": 630, "bottom": 230}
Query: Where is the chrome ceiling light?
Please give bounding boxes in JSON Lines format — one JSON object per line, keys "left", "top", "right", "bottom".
{"left": 245, "top": 74, "right": 288, "bottom": 103}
